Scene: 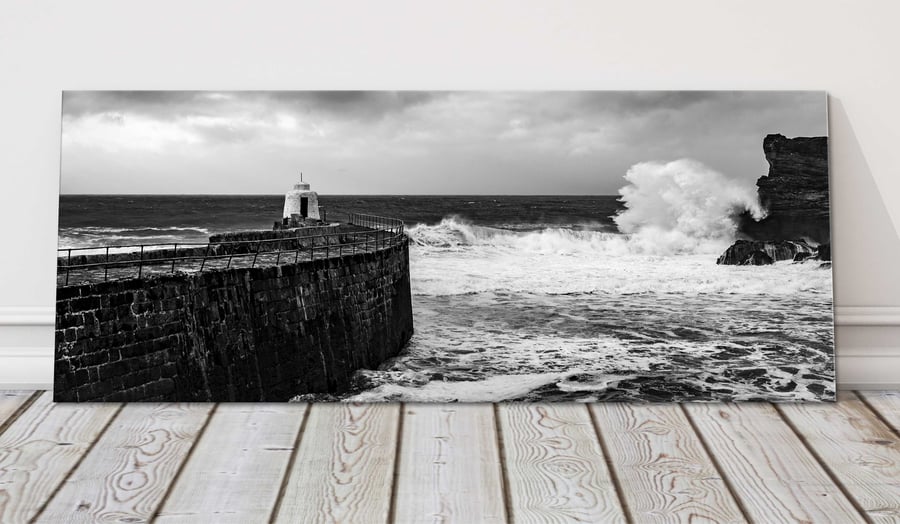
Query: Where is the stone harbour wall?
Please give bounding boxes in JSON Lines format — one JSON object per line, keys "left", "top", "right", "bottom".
{"left": 54, "top": 240, "right": 413, "bottom": 402}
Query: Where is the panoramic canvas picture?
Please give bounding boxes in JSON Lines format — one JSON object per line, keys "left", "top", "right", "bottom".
{"left": 55, "top": 91, "right": 834, "bottom": 403}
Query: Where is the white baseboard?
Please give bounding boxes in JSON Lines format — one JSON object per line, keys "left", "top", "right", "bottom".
{"left": 2, "top": 306, "right": 898, "bottom": 391}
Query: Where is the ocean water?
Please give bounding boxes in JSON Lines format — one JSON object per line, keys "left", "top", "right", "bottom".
{"left": 58, "top": 192, "right": 835, "bottom": 402}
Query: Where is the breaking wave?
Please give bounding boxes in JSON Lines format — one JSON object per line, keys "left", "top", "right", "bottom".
{"left": 614, "top": 159, "right": 765, "bottom": 254}
{"left": 407, "top": 159, "right": 764, "bottom": 256}
{"left": 407, "top": 218, "right": 625, "bottom": 254}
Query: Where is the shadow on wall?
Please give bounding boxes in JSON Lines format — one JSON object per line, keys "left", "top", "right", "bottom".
{"left": 828, "top": 96, "right": 900, "bottom": 307}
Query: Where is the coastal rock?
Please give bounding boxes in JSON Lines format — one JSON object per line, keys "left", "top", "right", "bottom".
{"left": 816, "top": 243, "right": 831, "bottom": 261}
{"left": 716, "top": 239, "right": 813, "bottom": 265}
{"left": 742, "top": 250, "right": 774, "bottom": 265}
{"left": 793, "top": 251, "right": 812, "bottom": 262}
{"left": 738, "top": 134, "right": 831, "bottom": 244}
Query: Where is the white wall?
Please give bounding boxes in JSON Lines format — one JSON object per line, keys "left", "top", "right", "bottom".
{"left": 1, "top": 0, "right": 898, "bottom": 388}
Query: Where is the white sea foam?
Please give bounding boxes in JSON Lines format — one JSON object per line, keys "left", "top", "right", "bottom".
{"left": 614, "top": 159, "right": 765, "bottom": 254}
{"left": 406, "top": 220, "right": 831, "bottom": 297}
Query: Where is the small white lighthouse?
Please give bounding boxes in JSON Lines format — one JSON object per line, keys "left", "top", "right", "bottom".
{"left": 282, "top": 173, "right": 320, "bottom": 221}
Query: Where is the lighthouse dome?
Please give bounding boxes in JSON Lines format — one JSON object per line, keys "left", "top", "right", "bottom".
{"left": 283, "top": 180, "right": 320, "bottom": 220}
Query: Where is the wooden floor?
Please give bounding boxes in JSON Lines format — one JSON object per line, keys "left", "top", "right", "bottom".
{"left": 0, "top": 392, "right": 897, "bottom": 523}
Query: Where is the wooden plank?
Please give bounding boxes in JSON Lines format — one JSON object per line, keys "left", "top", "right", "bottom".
{"left": 393, "top": 404, "right": 506, "bottom": 523}
{"left": 778, "top": 393, "right": 900, "bottom": 523}
{"left": 591, "top": 403, "right": 746, "bottom": 523}
{"left": 35, "top": 403, "right": 215, "bottom": 523}
{"left": 498, "top": 404, "right": 625, "bottom": 523}
{"left": 0, "top": 392, "right": 121, "bottom": 523}
{"left": 684, "top": 403, "right": 865, "bottom": 523}
{"left": 0, "top": 391, "right": 36, "bottom": 433}
{"left": 858, "top": 391, "right": 900, "bottom": 434}
{"left": 153, "top": 403, "right": 307, "bottom": 524}
{"left": 272, "top": 403, "right": 400, "bottom": 524}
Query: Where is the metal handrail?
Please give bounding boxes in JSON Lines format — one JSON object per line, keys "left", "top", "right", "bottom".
{"left": 58, "top": 216, "right": 406, "bottom": 286}
{"left": 347, "top": 213, "right": 405, "bottom": 235}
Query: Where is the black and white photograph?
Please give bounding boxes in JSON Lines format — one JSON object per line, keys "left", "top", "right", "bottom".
{"left": 54, "top": 90, "right": 834, "bottom": 403}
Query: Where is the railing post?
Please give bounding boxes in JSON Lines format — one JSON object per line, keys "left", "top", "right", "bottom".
{"left": 226, "top": 243, "right": 234, "bottom": 269}
{"left": 171, "top": 243, "right": 177, "bottom": 273}
{"left": 138, "top": 245, "right": 144, "bottom": 279}
{"left": 104, "top": 246, "right": 109, "bottom": 281}
{"left": 200, "top": 244, "right": 210, "bottom": 272}
{"left": 276, "top": 249, "right": 281, "bottom": 265}
{"left": 66, "top": 248, "right": 71, "bottom": 286}
{"left": 252, "top": 241, "right": 261, "bottom": 268}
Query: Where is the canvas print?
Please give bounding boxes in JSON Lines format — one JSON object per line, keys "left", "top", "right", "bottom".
{"left": 55, "top": 91, "right": 834, "bottom": 403}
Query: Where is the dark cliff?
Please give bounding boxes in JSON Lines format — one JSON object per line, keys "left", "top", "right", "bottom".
{"left": 738, "top": 134, "right": 831, "bottom": 244}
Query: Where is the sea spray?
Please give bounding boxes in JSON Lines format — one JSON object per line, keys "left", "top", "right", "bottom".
{"left": 614, "top": 159, "right": 765, "bottom": 254}
{"left": 406, "top": 216, "right": 623, "bottom": 253}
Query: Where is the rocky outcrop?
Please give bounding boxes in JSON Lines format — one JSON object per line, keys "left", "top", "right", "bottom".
{"left": 717, "top": 239, "right": 830, "bottom": 266}
{"left": 743, "top": 251, "right": 774, "bottom": 266}
{"left": 738, "top": 134, "right": 830, "bottom": 244}
{"left": 717, "top": 240, "right": 814, "bottom": 265}
{"left": 719, "top": 134, "right": 832, "bottom": 266}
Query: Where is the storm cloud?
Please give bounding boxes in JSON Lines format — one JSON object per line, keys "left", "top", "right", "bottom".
{"left": 60, "top": 91, "right": 826, "bottom": 195}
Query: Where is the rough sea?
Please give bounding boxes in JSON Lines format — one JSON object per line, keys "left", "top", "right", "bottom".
{"left": 59, "top": 190, "right": 835, "bottom": 402}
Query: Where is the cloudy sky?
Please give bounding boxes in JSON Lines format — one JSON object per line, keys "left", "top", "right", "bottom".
{"left": 60, "top": 91, "right": 826, "bottom": 195}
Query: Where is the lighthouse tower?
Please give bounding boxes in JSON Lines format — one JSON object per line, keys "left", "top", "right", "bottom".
{"left": 282, "top": 173, "right": 320, "bottom": 221}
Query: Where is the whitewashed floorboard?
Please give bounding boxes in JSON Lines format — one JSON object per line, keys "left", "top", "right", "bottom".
{"left": 0, "top": 393, "right": 120, "bottom": 523}
{"left": 273, "top": 403, "right": 400, "bottom": 524}
{"left": 498, "top": 404, "right": 625, "bottom": 524}
{"left": 591, "top": 403, "right": 746, "bottom": 523}
{"left": 858, "top": 391, "right": 900, "bottom": 434}
{"left": 36, "top": 402, "right": 214, "bottom": 523}
{"left": 685, "top": 403, "right": 865, "bottom": 524}
{"left": 154, "top": 403, "right": 307, "bottom": 524}
{"left": 779, "top": 393, "right": 900, "bottom": 523}
{"left": 0, "top": 391, "right": 35, "bottom": 432}
{"left": 393, "top": 404, "right": 506, "bottom": 524}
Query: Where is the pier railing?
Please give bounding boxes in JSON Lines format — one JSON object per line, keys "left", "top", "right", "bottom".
{"left": 348, "top": 213, "right": 404, "bottom": 235}
{"left": 58, "top": 215, "right": 406, "bottom": 286}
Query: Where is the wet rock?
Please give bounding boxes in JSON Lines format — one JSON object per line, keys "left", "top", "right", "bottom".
{"left": 793, "top": 251, "right": 812, "bottom": 262}
{"left": 774, "top": 381, "right": 798, "bottom": 392}
{"left": 742, "top": 250, "right": 774, "bottom": 266}
{"left": 731, "top": 368, "right": 768, "bottom": 381}
{"left": 806, "top": 383, "right": 827, "bottom": 396}
{"left": 717, "top": 239, "right": 813, "bottom": 265}
{"left": 816, "top": 243, "right": 831, "bottom": 261}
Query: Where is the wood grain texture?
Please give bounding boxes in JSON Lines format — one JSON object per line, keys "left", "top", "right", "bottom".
{"left": 0, "top": 392, "right": 120, "bottom": 523}
{"left": 778, "top": 393, "right": 900, "bottom": 523}
{"left": 497, "top": 404, "right": 625, "bottom": 524}
{"left": 35, "top": 403, "right": 214, "bottom": 523}
{"left": 273, "top": 403, "right": 400, "bottom": 524}
{"left": 154, "top": 403, "right": 307, "bottom": 524}
{"left": 684, "top": 403, "right": 865, "bottom": 524}
{"left": 591, "top": 403, "right": 746, "bottom": 523}
{"left": 0, "top": 391, "right": 35, "bottom": 432}
{"left": 393, "top": 404, "right": 506, "bottom": 524}
{"left": 858, "top": 391, "right": 900, "bottom": 433}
